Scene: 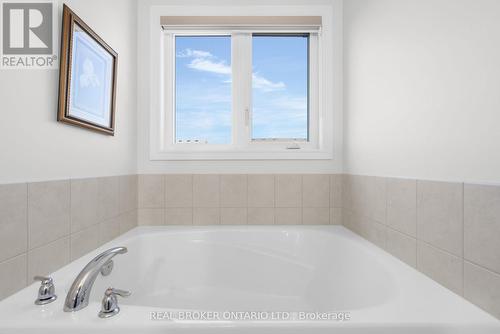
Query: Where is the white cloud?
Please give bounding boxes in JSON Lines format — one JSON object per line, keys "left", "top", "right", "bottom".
{"left": 177, "top": 48, "right": 213, "bottom": 58}
{"left": 187, "top": 58, "right": 231, "bottom": 75}
{"left": 252, "top": 74, "right": 286, "bottom": 92}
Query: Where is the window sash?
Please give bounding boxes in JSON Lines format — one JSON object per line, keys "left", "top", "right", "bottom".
{"left": 163, "top": 29, "right": 320, "bottom": 152}
{"left": 250, "top": 33, "right": 310, "bottom": 142}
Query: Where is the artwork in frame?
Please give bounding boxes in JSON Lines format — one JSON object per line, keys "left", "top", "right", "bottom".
{"left": 58, "top": 4, "right": 118, "bottom": 135}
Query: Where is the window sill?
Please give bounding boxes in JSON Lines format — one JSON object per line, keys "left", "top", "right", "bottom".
{"left": 150, "top": 149, "right": 333, "bottom": 160}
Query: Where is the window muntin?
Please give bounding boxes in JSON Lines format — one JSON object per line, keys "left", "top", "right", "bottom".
{"left": 251, "top": 34, "right": 309, "bottom": 142}
{"left": 174, "top": 35, "right": 232, "bottom": 144}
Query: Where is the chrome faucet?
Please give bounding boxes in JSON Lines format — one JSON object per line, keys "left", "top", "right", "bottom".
{"left": 64, "top": 247, "right": 127, "bottom": 312}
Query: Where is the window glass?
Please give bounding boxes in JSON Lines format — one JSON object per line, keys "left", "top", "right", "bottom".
{"left": 175, "top": 36, "right": 232, "bottom": 144}
{"left": 251, "top": 34, "right": 309, "bottom": 141}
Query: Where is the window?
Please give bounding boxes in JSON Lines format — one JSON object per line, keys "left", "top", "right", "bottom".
{"left": 154, "top": 14, "right": 334, "bottom": 160}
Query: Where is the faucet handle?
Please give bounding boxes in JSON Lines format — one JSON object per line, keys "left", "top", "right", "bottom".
{"left": 105, "top": 288, "right": 131, "bottom": 298}
{"left": 34, "top": 275, "right": 53, "bottom": 284}
{"left": 98, "top": 287, "right": 131, "bottom": 318}
{"left": 33, "top": 276, "right": 57, "bottom": 305}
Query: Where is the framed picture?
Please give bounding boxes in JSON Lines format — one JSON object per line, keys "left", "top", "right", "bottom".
{"left": 58, "top": 4, "right": 118, "bottom": 135}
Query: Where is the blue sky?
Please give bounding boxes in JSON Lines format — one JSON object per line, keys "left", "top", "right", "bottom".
{"left": 175, "top": 35, "right": 308, "bottom": 144}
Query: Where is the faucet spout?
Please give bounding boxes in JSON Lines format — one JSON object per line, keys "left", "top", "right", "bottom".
{"left": 64, "top": 247, "right": 127, "bottom": 312}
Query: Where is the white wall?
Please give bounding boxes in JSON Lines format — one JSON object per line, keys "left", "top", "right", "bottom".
{"left": 137, "top": 0, "right": 343, "bottom": 174}
{"left": 344, "top": 0, "right": 500, "bottom": 183}
{"left": 0, "top": 0, "right": 137, "bottom": 184}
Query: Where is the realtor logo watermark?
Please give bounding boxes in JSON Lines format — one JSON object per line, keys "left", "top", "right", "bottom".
{"left": 150, "top": 311, "right": 352, "bottom": 322}
{"left": 1, "top": 0, "right": 58, "bottom": 69}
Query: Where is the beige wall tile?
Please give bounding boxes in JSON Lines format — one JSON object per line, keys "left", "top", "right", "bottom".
{"left": 364, "top": 176, "right": 387, "bottom": 224}
{"left": 464, "top": 184, "right": 500, "bottom": 274}
{"left": 28, "top": 180, "right": 70, "bottom": 249}
{"left": 138, "top": 208, "right": 165, "bottom": 226}
{"left": 330, "top": 174, "right": 343, "bottom": 208}
{"left": 247, "top": 208, "right": 274, "bottom": 225}
{"left": 346, "top": 175, "right": 367, "bottom": 214}
{"left": 97, "top": 176, "right": 119, "bottom": 222}
{"left": 362, "top": 220, "right": 387, "bottom": 249}
{"left": 386, "top": 178, "right": 417, "bottom": 237}
{"left": 302, "top": 174, "right": 330, "bottom": 208}
{"left": 247, "top": 175, "right": 274, "bottom": 207}
{"left": 138, "top": 175, "right": 165, "bottom": 209}
{"left": 275, "top": 208, "right": 301, "bottom": 225}
{"left": 193, "top": 208, "right": 220, "bottom": 225}
{"left": 70, "top": 224, "right": 101, "bottom": 261}
{"left": 330, "top": 207, "right": 342, "bottom": 225}
{"left": 386, "top": 228, "right": 417, "bottom": 267}
{"left": 71, "top": 178, "right": 99, "bottom": 233}
{"left": 303, "top": 207, "right": 330, "bottom": 225}
{"left": 0, "top": 254, "right": 27, "bottom": 300}
{"left": 165, "top": 175, "right": 193, "bottom": 208}
{"left": 417, "top": 180, "right": 463, "bottom": 256}
{"left": 0, "top": 183, "right": 27, "bottom": 262}
{"left": 118, "top": 175, "right": 138, "bottom": 214}
{"left": 342, "top": 175, "right": 354, "bottom": 211}
{"left": 28, "top": 237, "right": 70, "bottom": 280}
{"left": 221, "top": 208, "right": 247, "bottom": 225}
{"left": 220, "top": 175, "right": 247, "bottom": 207}
{"left": 165, "top": 208, "right": 192, "bottom": 225}
{"left": 100, "top": 216, "right": 121, "bottom": 244}
{"left": 275, "top": 175, "right": 302, "bottom": 208}
{"left": 417, "top": 241, "right": 463, "bottom": 295}
{"left": 342, "top": 209, "right": 359, "bottom": 233}
{"left": 464, "top": 261, "right": 500, "bottom": 319}
{"left": 119, "top": 210, "right": 138, "bottom": 233}
{"left": 193, "top": 175, "right": 220, "bottom": 207}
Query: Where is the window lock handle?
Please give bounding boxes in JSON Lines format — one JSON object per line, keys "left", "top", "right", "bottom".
{"left": 245, "top": 107, "right": 250, "bottom": 127}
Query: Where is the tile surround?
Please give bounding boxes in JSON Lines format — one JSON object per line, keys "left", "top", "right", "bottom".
{"left": 138, "top": 174, "right": 337, "bottom": 226}
{"left": 464, "top": 184, "right": 500, "bottom": 274}
{"left": 165, "top": 207, "right": 193, "bottom": 225}
{"left": 0, "top": 184, "right": 27, "bottom": 263}
{"left": 193, "top": 175, "right": 220, "bottom": 208}
{"left": 28, "top": 180, "right": 71, "bottom": 249}
{"left": 165, "top": 174, "right": 192, "bottom": 208}
{"left": 0, "top": 175, "right": 138, "bottom": 301}
{"left": 247, "top": 175, "right": 274, "bottom": 207}
{"left": 386, "top": 178, "right": 417, "bottom": 237}
{"left": 275, "top": 174, "right": 302, "bottom": 208}
{"left": 0, "top": 255, "right": 27, "bottom": 300}
{"left": 71, "top": 178, "right": 99, "bottom": 233}
{"left": 1, "top": 172, "right": 499, "bottom": 320}
{"left": 386, "top": 228, "right": 417, "bottom": 268}
{"left": 342, "top": 174, "right": 500, "bottom": 320}
{"left": 417, "top": 180, "right": 463, "bottom": 257}
{"left": 464, "top": 261, "right": 500, "bottom": 319}
{"left": 416, "top": 241, "right": 464, "bottom": 295}
{"left": 220, "top": 175, "right": 247, "bottom": 207}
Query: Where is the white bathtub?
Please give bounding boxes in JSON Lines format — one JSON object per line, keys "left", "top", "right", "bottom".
{"left": 0, "top": 226, "right": 498, "bottom": 333}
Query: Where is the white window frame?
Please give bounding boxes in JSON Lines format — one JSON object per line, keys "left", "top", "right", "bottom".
{"left": 149, "top": 7, "right": 336, "bottom": 160}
